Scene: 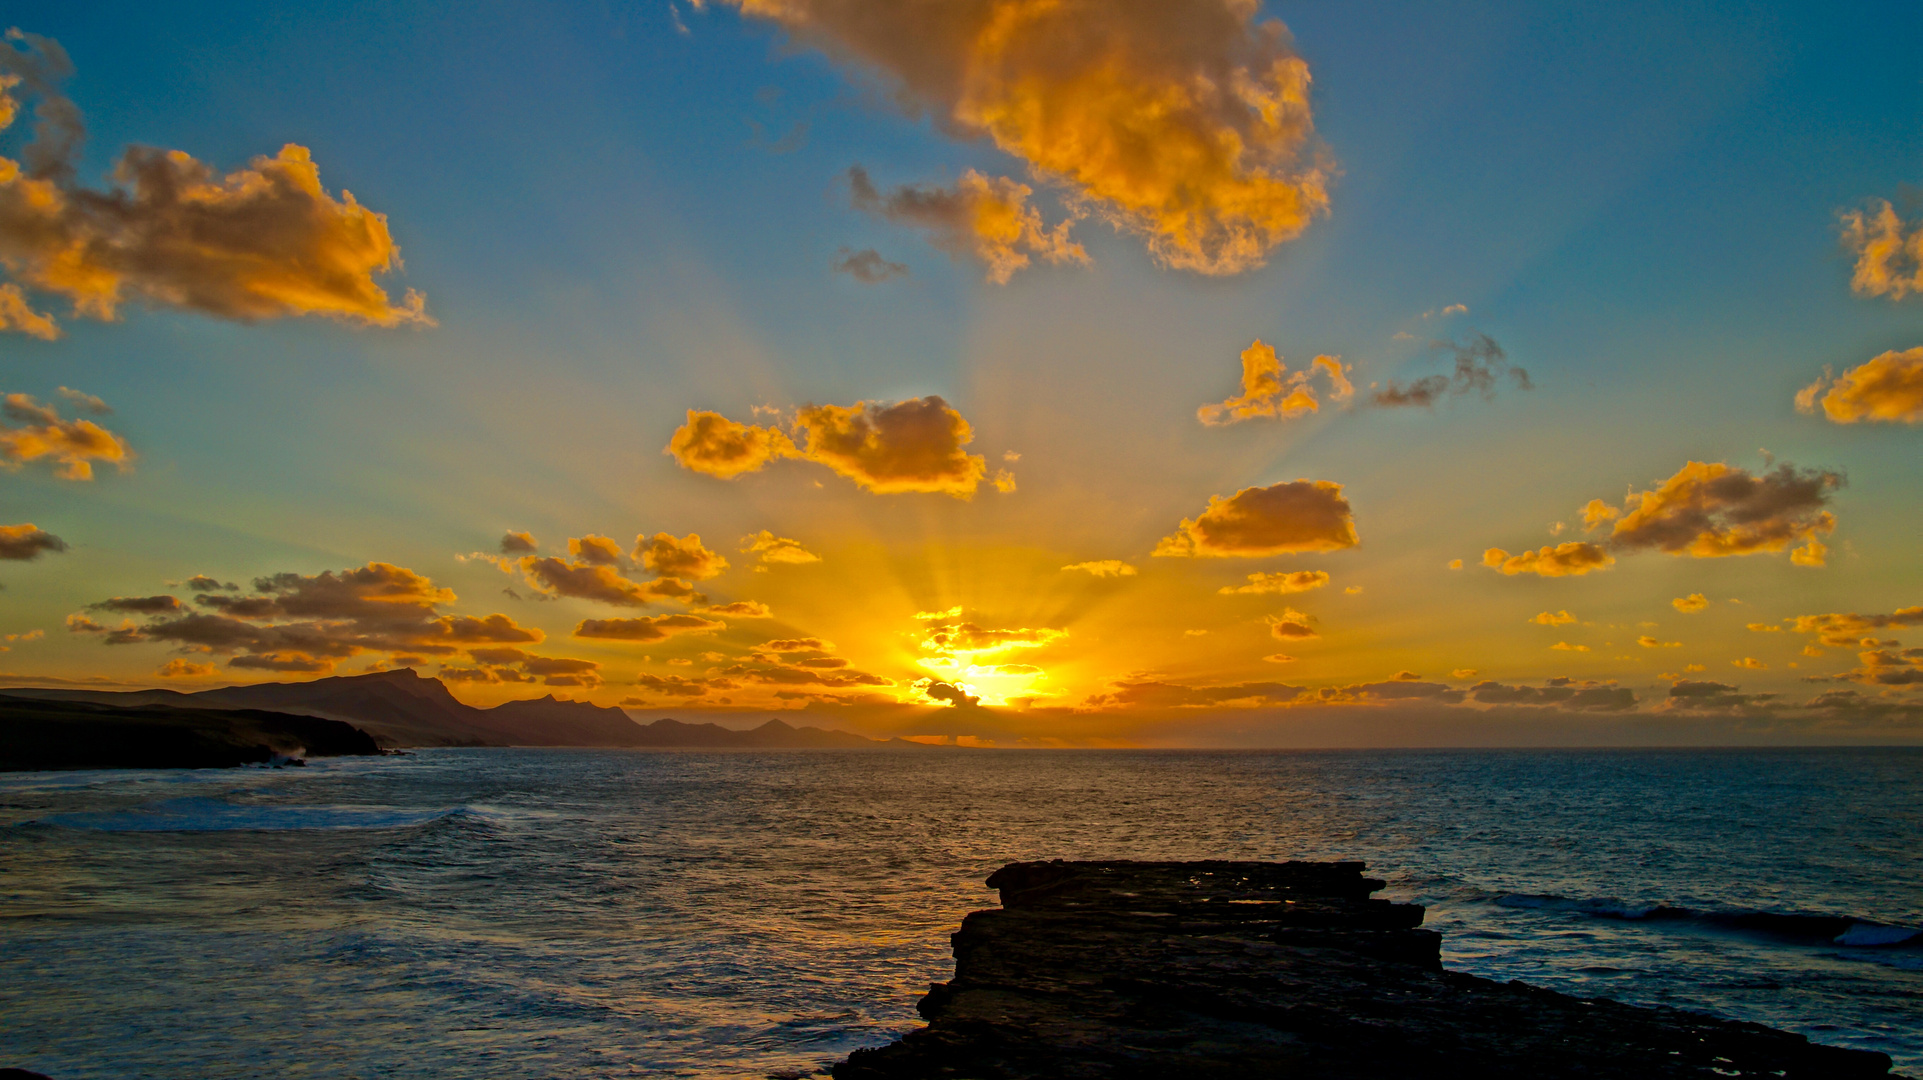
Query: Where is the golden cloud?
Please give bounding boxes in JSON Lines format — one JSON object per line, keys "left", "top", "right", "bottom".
{"left": 1266, "top": 608, "right": 1318, "bottom": 640}
{"left": 667, "top": 396, "right": 995, "bottom": 497}
{"left": 568, "top": 535, "right": 626, "bottom": 567}
{"left": 1221, "top": 570, "right": 1329, "bottom": 596}
{"left": 637, "top": 532, "right": 729, "bottom": 580}
{"left": 1579, "top": 499, "right": 1619, "bottom": 529}
{"left": 1672, "top": 593, "right": 1709, "bottom": 613}
{"left": 1197, "top": 340, "right": 1351, "bottom": 426}
{"left": 1155, "top": 480, "right": 1358, "bottom": 558}
{"left": 715, "top": 0, "right": 1329, "bottom": 276}
{"left": 1062, "top": 560, "right": 1137, "bottom": 577}
{"left": 741, "top": 530, "right": 821, "bottom": 565}
{"left": 499, "top": 531, "right": 538, "bottom": 555}
{"left": 574, "top": 614, "right": 727, "bottom": 643}
{"left": 156, "top": 658, "right": 216, "bottom": 678}
{"left": 705, "top": 600, "right": 773, "bottom": 618}
{"left": 849, "top": 166, "right": 1086, "bottom": 284}
{"left": 1084, "top": 677, "right": 1305, "bottom": 709}
{"left": 1637, "top": 635, "right": 1681, "bottom": 649}
{"left": 0, "top": 521, "right": 64, "bottom": 560}
{"left": 0, "top": 282, "right": 56, "bottom": 339}
{"left": 1604, "top": 461, "right": 1841, "bottom": 563}
{"left": 1788, "top": 606, "right": 1923, "bottom": 647}
{"left": 1840, "top": 199, "right": 1923, "bottom": 300}
{"left": 517, "top": 556, "right": 697, "bottom": 608}
{"left": 1796, "top": 348, "right": 1923, "bottom": 425}
{"left": 1481, "top": 542, "right": 1613, "bottom": 577}
{"left": 2, "top": 391, "right": 131, "bottom": 479}
{"left": 0, "top": 35, "right": 429, "bottom": 334}
{"left": 920, "top": 622, "right": 1066, "bottom": 657}
{"left": 1530, "top": 610, "right": 1577, "bottom": 626}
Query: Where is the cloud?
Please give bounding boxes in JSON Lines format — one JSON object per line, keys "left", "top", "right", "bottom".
{"left": 741, "top": 530, "right": 820, "bottom": 565}
{"left": 0, "top": 283, "right": 56, "bottom": 339}
{"left": 1063, "top": 560, "right": 1137, "bottom": 578}
{"left": 566, "top": 534, "right": 625, "bottom": 567}
{"left": 1637, "top": 635, "right": 1681, "bottom": 649}
{"left": 1266, "top": 608, "right": 1317, "bottom": 640}
{"left": 1796, "top": 348, "right": 1923, "bottom": 425}
{"left": 1482, "top": 542, "right": 1614, "bottom": 577}
{"left": 1263, "top": 653, "right": 1295, "bottom": 664}
{"left": 0, "top": 522, "right": 64, "bottom": 560}
{"left": 517, "top": 556, "right": 697, "bottom": 608}
{"left": 68, "top": 561, "right": 542, "bottom": 675}
{"left": 667, "top": 396, "right": 996, "bottom": 497}
{"left": 574, "top": 614, "right": 726, "bottom": 643}
{"left": 1731, "top": 657, "right": 1768, "bottom": 670}
{"left": 759, "top": 637, "right": 833, "bottom": 653}
{"left": 2, "top": 392, "right": 132, "bottom": 479}
{"left": 1085, "top": 677, "right": 1306, "bottom": 709}
{"left": 637, "top": 532, "right": 729, "bottom": 580}
{"left": 442, "top": 648, "right": 604, "bottom": 687}
{"left": 831, "top": 245, "right": 908, "bottom": 283}
{"left": 920, "top": 623, "right": 1066, "bottom": 659}
{"left": 55, "top": 386, "right": 108, "bottom": 414}
{"left": 1372, "top": 334, "right": 1530, "bottom": 408}
{"left": 632, "top": 672, "right": 729, "bottom": 697}
{"left": 1530, "top": 610, "right": 1578, "bottom": 626}
{"left": 1154, "top": 480, "right": 1358, "bottom": 558}
{"left": 1839, "top": 198, "right": 1923, "bottom": 300}
{"left": 1802, "top": 688, "right": 1923, "bottom": 724}
{"left": 1789, "top": 606, "right": 1923, "bottom": 647}
{"left": 718, "top": 1, "right": 1330, "bottom": 276}
{"left": 916, "top": 678, "right": 980, "bottom": 707}
{"left": 849, "top": 166, "right": 1085, "bottom": 284}
{"left": 1832, "top": 646, "right": 1923, "bottom": 687}
{"left": 1603, "top": 461, "right": 1842, "bottom": 564}
{"left": 1673, "top": 593, "right": 1709, "bottom": 613}
{"left": 705, "top": 600, "right": 773, "bottom": 618}
{"left": 156, "top": 658, "right": 216, "bottom": 678}
{"left": 1197, "top": 340, "right": 1351, "bottom": 426}
{"left": 0, "top": 34, "right": 430, "bottom": 333}
{"left": 915, "top": 606, "right": 962, "bottom": 620}
{"left": 1659, "top": 679, "right": 1776, "bottom": 713}
{"left": 1469, "top": 678, "right": 1636, "bottom": 711}
{"left": 1219, "top": 570, "right": 1330, "bottom": 596}
{"left": 1550, "top": 641, "right": 1590, "bottom": 652}
{"left": 499, "top": 531, "right": 538, "bottom": 555}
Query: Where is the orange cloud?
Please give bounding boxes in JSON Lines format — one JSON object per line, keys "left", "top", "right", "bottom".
{"left": 705, "top": 600, "right": 773, "bottom": 618}
{"left": 517, "top": 556, "right": 696, "bottom": 608}
{"left": 1580, "top": 499, "right": 1620, "bottom": 529}
{"left": 849, "top": 166, "right": 1086, "bottom": 284}
{"left": 0, "top": 35, "right": 429, "bottom": 333}
{"left": 2, "top": 391, "right": 131, "bottom": 479}
{"left": 1796, "top": 348, "right": 1923, "bottom": 425}
{"left": 1220, "top": 570, "right": 1329, "bottom": 596}
{"left": 156, "top": 658, "right": 216, "bottom": 678}
{"left": 574, "top": 614, "right": 726, "bottom": 643}
{"left": 741, "top": 530, "right": 820, "bottom": 565}
{"left": 1197, "top": 340, "right": 1351, "bottom": 425}
{"left": 1266, "top": 608, "right": 1318, "bottom": 640}
{"left": 1672, "top": 593, "right": 1709, "bottom": 613}
{"left": 715, "top": 0, "right": 1329, "bottom": 276}
{"left": 1063, "top": 560, "right": 1138, "bottom": 578}
{"left": 637, "top": 532, "right": 729, "bottom": 580}
{"left": 0, "top": 283, "right": 56, "bottom": 339}
{"left": 1469, "top": 678, "right": 1636, "bottom": 711}
{"left": 1530, "top": 610, "right": 1577, "bottom": 626}
{"left": 667, "top": 396, "right": 995, "bottom": 497}
{"left": 568, "top": 535, "right": 626, "bottom": 567}
{"left": 1084, "top": 677, "right": 1306, "bottom": 709}
{"left": 499, "top": 531, "right": 538, "bottom": 555}
{"left": 1637, "top": 635, "right": 1681, "bottom": 649}
{"left": 1605, "top": 461, "right": 1841, "bottom": 564}
{"left": 0, "top": 522, "right": 64, "bottom": 560}
{"left": 1839, "top": 199, "right": 1923, "bottom": 300}
{"left": 1482, "top": 542, "right": 1613, "bottom": 577}
{"left": 1155, "top": 480, "right": 1358, "bottom": 558}
{"left": 1550, "top": 642, "right": 1590, "bottom": 652}
{"left": 921, "top": 623, "right": 1066, "bottom": 658}
{"left": 1732, "top": 657, "right": 1768, "bottom": 670}
{"left": 1788, "top": 606, "right": 1923, "bottom": 647}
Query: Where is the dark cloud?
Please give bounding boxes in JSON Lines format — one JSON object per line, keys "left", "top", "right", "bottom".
{"left": 1605, "top": 462, "right": 1842, "bottom": 564}
{"left": 90, "top": 595, "right": 181, "bottom": 614}
{"left": 832, "top": 245, "right": 908, "bottom": 284}
{"left": 1469, "top": 680, "right": 1638, "bottom": 711}
{"left": 1155, "top": 480, "right": 1358, "bottom": 558}
{"left": 1372, "top": 335, "right": 1530, "bottom": 408}
{"left": 573, "top": 614, "right": 726, "bottom": 643}
{"left": 0, "top": 522, "right": 64, "bottom": 560}
{"left": 499, "top": 531, "right": 538, "bottom": 555}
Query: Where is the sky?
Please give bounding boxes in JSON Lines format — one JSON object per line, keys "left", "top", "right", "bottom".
{"left": 0, "top": 0, "right": 1919, "bottom": 746}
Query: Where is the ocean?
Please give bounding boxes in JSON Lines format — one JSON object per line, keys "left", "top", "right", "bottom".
{"left": 2, "top": 747, "right": 1918, "bottom": 1078}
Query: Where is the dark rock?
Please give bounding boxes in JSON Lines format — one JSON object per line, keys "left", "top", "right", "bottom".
{"left": 835, "top": 859, "right": 1901, "bottom": 1079}
{"left": 0, "top": 696, "right": 381, "bottom": 771}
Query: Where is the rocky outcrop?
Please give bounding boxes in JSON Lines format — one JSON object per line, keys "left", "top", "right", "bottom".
{"left": 0, "top": 696, "right": 382, "bottom": 771}
{"left": 835, "top": 860, "right": 1899, "bottom": 1079}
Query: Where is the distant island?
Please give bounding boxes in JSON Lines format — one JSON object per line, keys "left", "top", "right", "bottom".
{"left": 0, "top": 668, "right": 930, "bottom": 770}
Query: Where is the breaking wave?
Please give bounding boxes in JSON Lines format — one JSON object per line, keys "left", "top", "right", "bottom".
{"left": 1491, "top": 893, "right": 1922, "bottom": 948}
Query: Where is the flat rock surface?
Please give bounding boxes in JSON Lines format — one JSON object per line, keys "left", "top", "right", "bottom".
{"left": 835, "top": 859, "right": 1902, "bottom": 1080}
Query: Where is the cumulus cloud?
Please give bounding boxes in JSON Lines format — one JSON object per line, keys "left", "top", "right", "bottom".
{"left": 1802, "top": 688, "right": 1923, "bottom": 724}
{"left": 1197, "top": 340, "right": 1351, "bottom": 426}
{"left": 55, "top": 386, "right": 108, "bottom": 414}
{"left": 574, "top": 614, "right": 726, "bottom": 643}
{"left": 637, "top": 532, "right": 729, "bottom": 580}
{"left": 1580, "top": 500, "right": 1620, "bottom": 529}
{"left": 921, "top": 622, "right": 1066, "bottom": 657}
{"left": 1789, "top": 606, "right": 1923, "bottom": 647}
{"left": 0, "top": 282, "right": 56, "bottom": 339}
{"left": 705, "top": 600, "right": 773, "bottom": 618}
{"left": 831, "top": 245, "right": 908, "bottom": 283}
{"left": 517, "top": 556, "right": 698, "bottom": 608}
{"left": 741, "top": 530, "right": 820, "bottom": 565}
{"left": 631, "top": 672, "right": 733, "bottom": 697}
{"left": 1220, "top": 570, "right": 1329, "bottom": 596}
{"left": 1469, "top": 678, "right": 1636, "bottom": 711}
{"left": 2, "top": 391, "right": 131, "bottom": 479}
{"left": 0, "top": 522, "right": 64, "bottom": 560}
{"left": 1530, "top": 610, "right": 1577, "bottom": 626}
{"left": 1084, "top": 677, "right": 1305, "bottom": 709}
{"left": 1839, "top": 198, "right": 1923, "bottom": 300}
{"left": 0, "top": 33, "right": 430, "bottom": 334}
{"left": 68, "top": 561, "right": 541, "bottom": 675}
{"left": 1482, "top": 542, "right": 1614, "bottom": 578}
{"left": 156, "top": 658, "right": 216, "bottom": 678}
{"left": 567, "top": 534, "right": 625, "bottom": 567}
{"left": 1062, "top": 560, "right": 1137, "bottom": 577}
{"left": 1637, "top": 635, "right": 1681, "bottom": 649}
{"left": 499, "top": 531, "right": 538, "bottom": 555}
{"left": 1603, "top": 461, "right": 1842, "bottom": 565}
{"left": 1154, "top": 480, "right": 1358, "bottom": 558}
{"left": 716, "top": 0, "right": 1330, "bottom": 276}
{"left": 1659, "top": 679, "right": 1776, "bottom": 713}
{"left": 442, "top": 647, "right": 604, "bottom": 687}
{"left": 1832, "top": 645, "right": 1923, "bottom": 688}
{"left": 849, "top": 166, "right": 1086, "bottom": 284}
{"left": 666, "top": 396, "right": 996, "bottom": 497}
{"left": 915, "top": 677, "right": 981, "bottom": 707}
{"left": 1372, "top": 335, "right": 1530, "bottom": 408}
{"left": 1796, "top": 348, "right": 1923, "bottom": 425}
{"left": 1550, "top": 642, "right": 1590, "bottom": 652}
{"left": 1673, "top": 593, "right": 1709, "bottom": 613}
{"left": 1266, "top": 608, "right": 1318, "bottom": 640}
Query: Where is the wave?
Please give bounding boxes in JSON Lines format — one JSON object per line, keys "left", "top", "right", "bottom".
{"left": 1491, "top": 893, "right": 1922, "bottom": 948}
{"left": 23, "top": 796, "right": 470, "bottom": 833}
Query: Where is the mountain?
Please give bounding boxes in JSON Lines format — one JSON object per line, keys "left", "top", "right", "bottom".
{"left": 0, "top": 670, "right": 902, "bottom": 749}
{"left": 0, "top": 696, "right": 383, "bottom": 771}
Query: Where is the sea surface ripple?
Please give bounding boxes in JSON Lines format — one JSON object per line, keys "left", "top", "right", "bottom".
{"left": 1, "top": 747, "right": 1918, "bottom": 1078}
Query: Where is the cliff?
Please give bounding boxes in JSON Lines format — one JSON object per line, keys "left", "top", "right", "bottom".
{"left": 0, "top": 696, "right": 382, "bottom": 771}
{"left": 835, "top": 859, "right": 1899, "bottom": 1079}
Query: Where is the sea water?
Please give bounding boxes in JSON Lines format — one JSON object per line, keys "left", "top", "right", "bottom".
{"left": 1, "top": 748, "right": 1918, "bottom": 1078}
